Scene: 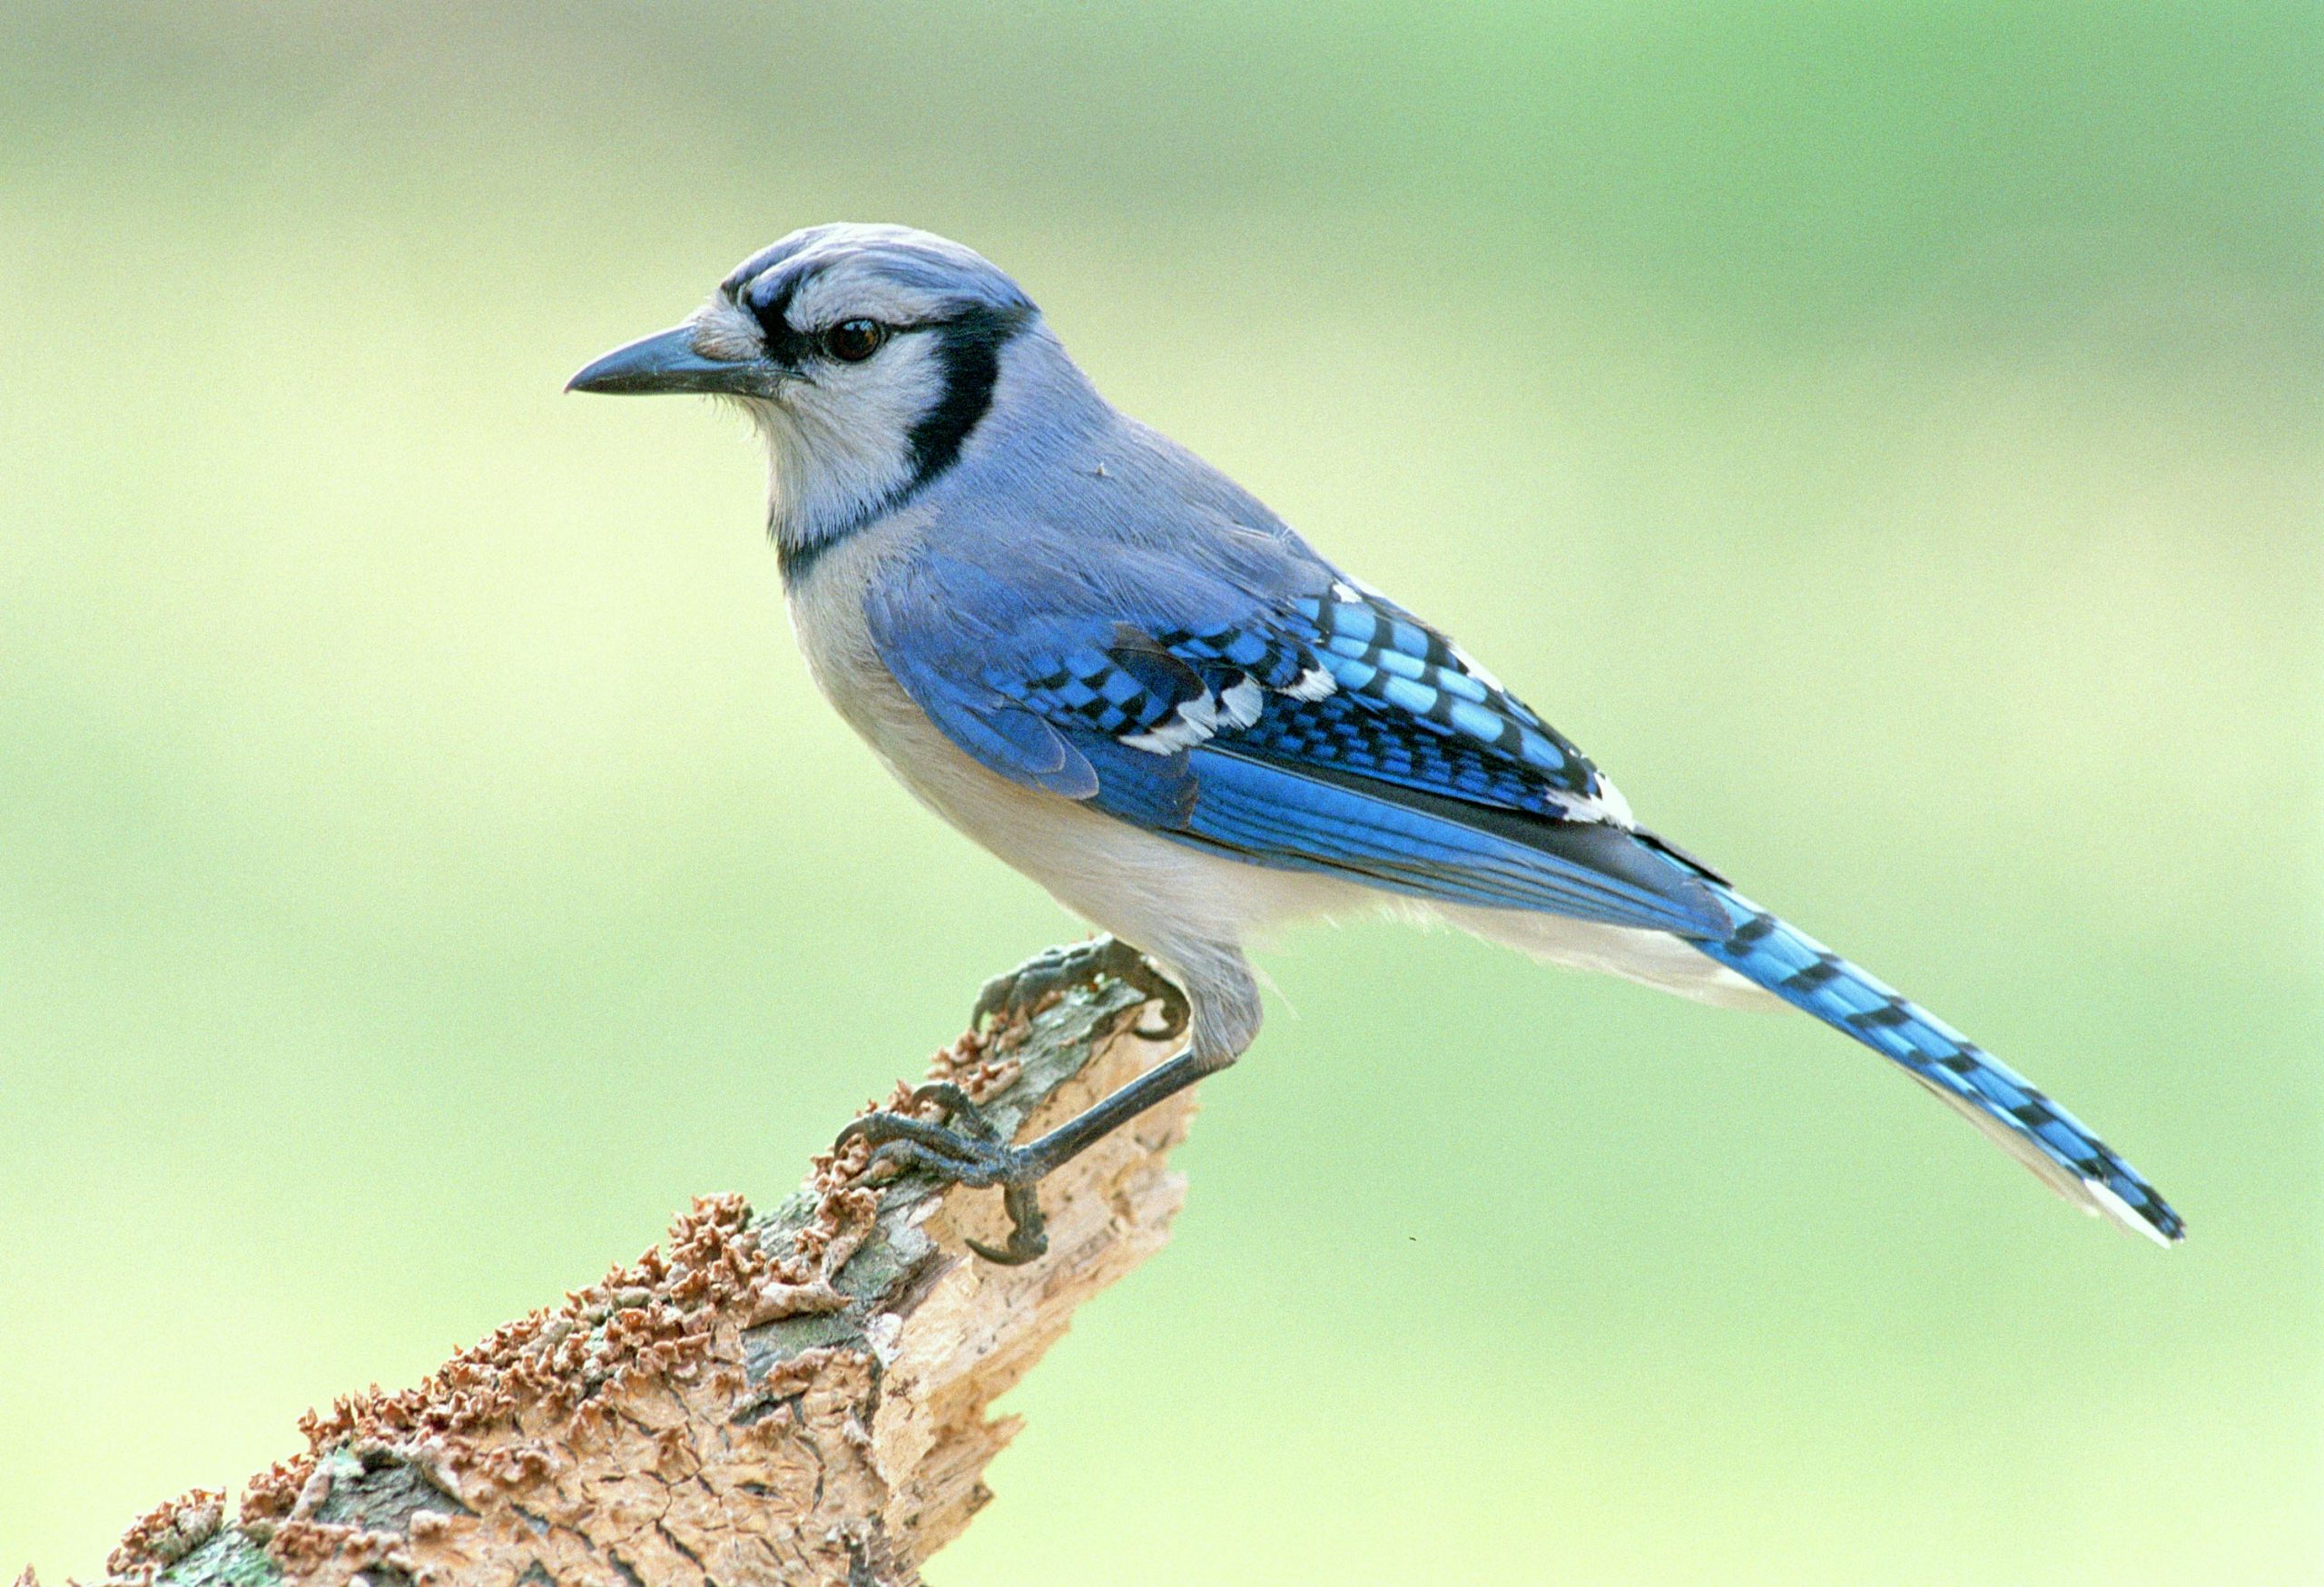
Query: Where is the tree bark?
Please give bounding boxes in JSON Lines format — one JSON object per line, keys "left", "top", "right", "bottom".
{"left": 64, "top": 959, "right": 1192, "bottom": 1587}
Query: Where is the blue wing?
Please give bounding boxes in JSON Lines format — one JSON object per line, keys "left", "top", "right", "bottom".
{"left": 867, "top": 548, "right": 1726, "bottom": 938}
{"left": 867, "top": 543, "right": 2183, "bottom": 1242}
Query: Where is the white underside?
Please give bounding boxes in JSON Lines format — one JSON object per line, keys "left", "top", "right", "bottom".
{"left": 1437, "top": 903, "right": 1771, "bottom": 1009}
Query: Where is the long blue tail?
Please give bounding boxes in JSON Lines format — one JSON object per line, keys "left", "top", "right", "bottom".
{"left": 1693, "top": 884, "right": 2183, "bottom": 1244}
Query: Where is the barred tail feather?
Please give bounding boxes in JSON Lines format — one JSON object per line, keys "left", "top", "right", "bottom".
{"left": 1693, "top": 886, "right": 2184, "bottom": 1246}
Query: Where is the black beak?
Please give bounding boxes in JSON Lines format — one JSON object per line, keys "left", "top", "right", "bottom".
{"left": 566, "top": 324, "right": 764, "bottom": 396}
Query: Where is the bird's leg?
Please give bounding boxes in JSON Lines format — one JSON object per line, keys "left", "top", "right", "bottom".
{"left": 844, "top": 940, "right": 1209, "bottom": 1264}
{"left": 972, "top": 935, "right": 1190, "bottom": 1042}
{"left": 838, "top": 1046, "right": 1231, "bottom": 1265}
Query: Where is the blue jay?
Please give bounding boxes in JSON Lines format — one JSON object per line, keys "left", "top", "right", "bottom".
{"left": 571, "top": 223, "right": 2181, "bottom": 1262}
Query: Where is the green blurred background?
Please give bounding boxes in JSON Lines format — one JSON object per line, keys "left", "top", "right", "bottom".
{"left": 4, "top": 2, "right": 2318, "bottom": 1581}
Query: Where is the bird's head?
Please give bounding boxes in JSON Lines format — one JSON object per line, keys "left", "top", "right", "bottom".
{"left": 570, "top": 223, "right": 1065, "bottom": 570}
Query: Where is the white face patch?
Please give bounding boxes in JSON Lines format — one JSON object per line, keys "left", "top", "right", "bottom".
{"left": 746, "top": 328, "right": 949, "bottom": 546}
{"left": 714, "top": 259, "right": 1019, "bottom": 554}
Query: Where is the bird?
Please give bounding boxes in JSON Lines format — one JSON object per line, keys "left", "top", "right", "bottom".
{"left": 569, "top": 222, "right": 2182, "bottom": 1263}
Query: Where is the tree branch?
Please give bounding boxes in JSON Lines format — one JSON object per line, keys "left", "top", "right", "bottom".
{"left": 59, "top": 958, "right": 1191, "bottom": 1587}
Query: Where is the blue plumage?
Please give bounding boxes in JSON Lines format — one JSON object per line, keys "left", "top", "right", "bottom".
{"left": 872, "top": 537, "right": 2185, "bottom": 1244}
{"left": 1696, "top": 890, "right": 2183, "bottom": 1242}
{"left": 1224, "top": 691, "right": 1578, "bottom": 815}
{"left": 875, "top": 567, "right": 1714, "bottom": 929}
{"left": 576, "top": 222, "right": 2184, "bottom": 1258}
{"left": 1286, "top": 589, "right": 1596, "bottom": 794}
{"left": 1179, "top": 747, "right": 1725, "bottom": 934}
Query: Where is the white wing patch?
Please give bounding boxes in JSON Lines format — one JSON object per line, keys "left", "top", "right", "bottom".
{"left": 1284, "top": 665, "right": 1338, "bottom": 701}
{"left": 1217, "top": 675, "right": 1265, "bottom": 727}
{"left": 1119, "top": 671, "right": 1271, "bottom": 754}
{"left": 1121, "top": 692, "right": 1218, "bottom": 754}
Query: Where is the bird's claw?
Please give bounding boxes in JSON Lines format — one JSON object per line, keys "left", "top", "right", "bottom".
{"left": 834, "top": 943, "right": 1191, "bottom": 1267}
{"left": 835, "top": 1087, "right": 1050, "bottom": 1265}
{"left": 973, "top": 936, "right": 1190, "bottom": 1043}
{"left": 969, "top": 1184, "right": 1049, "bottom": 1266}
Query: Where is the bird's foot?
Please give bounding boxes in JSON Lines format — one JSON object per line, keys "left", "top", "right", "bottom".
{"left": 836, "top": 1082, "right": 1050, "bottom": 1265}
{"left": 846, "top": 942, "right": 1193, "bottom": 1265}
{"left": 972, "top": 936, "right": 1189, "bottom": 1043}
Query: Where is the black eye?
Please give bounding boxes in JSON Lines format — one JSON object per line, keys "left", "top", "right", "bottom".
{"left": 822, "top": 319, "right": 885, "bottom": 362}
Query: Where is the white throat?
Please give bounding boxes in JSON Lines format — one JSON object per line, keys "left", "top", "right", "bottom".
{"left": 750, "top": 395, "right": 921, "bottom": 560}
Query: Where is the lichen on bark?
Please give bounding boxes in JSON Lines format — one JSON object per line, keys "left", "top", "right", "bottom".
{"left": 64, "top": 960, "right": 1191, "bottom": 1587}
